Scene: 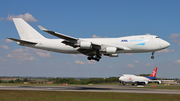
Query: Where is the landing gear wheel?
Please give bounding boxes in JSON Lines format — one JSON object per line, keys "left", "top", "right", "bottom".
{"left": 97, "top": 55, "right": 101, "bottom": 59}
{"left": 87, "top": 57, "right": 91, "bottom": 60}
{"left": 151, "top": 52, "right": 155, "bottom": 59}
{"left": 96, "top": 58, "right": 99, "bottom": 62}
{"left": 151, "top": 56, "right": 154, "bottom": 59}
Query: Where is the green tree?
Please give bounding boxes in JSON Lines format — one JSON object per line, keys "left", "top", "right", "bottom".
{"left": 53, "top": 78, "right": 61, "bottom": 84}
{"left": 23, "top": 78, "right": 29, "bottom": 82}
{"left": 139, "top": 74, "right": 151, "bottom": 76}
{"left": 8, "top": 80, "right": 14, "bottom": 83}
{"left": 14, "top": 78, "right": 22, "bottom": 83}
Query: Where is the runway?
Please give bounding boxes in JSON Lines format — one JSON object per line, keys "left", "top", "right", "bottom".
{"left": 0, "top": 85, "right": 180, "bottom": 94}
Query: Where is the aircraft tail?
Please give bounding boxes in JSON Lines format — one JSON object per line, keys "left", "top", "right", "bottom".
{"left": 150, "top": 67, "right": 157, "bottom": 77}
{"left": 13, "top": 18, "right": 45, "bottom": 40}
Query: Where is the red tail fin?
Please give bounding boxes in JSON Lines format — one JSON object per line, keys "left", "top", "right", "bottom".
{"left": 150, "top": 67, "right": 157, "bottom": 77}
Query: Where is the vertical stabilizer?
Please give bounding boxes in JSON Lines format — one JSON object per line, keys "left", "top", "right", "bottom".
{"left": 13, "top": 18, "right": 45, "bottom": 40}
{"left": 150, "top": 67, "right": 157, "bottom": 77}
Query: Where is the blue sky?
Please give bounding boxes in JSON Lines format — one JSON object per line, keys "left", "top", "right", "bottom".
{"left": 0, "top": 0, "right": 180, "bottom": 78}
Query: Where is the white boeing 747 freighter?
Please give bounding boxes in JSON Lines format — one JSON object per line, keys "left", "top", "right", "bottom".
{"left": 8, "top": 18, "right": 170, "bottom": 61}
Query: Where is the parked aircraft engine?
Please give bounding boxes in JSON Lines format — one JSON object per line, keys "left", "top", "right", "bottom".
{"left": 79, "top": 41, "right": 92, "bottom": 49}
{"left": 157, "top": 81, "right": 162, "bottom": 84}
{"left": 145, "top": 81, "right": 149, "bottom": 84}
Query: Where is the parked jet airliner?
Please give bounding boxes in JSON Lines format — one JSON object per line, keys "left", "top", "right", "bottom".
{"left": 8, "top": 18, "right": 170, "bottom": 61}
{"left": 119, "top": 67, "right": 162, "bottom": 85}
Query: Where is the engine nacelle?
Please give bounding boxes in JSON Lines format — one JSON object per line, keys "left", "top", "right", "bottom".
{"left": 80, "top": 41, "right": 92, "bottom": 49}
{"left": 157, "top": 81, "right": 162, "bottom": 84}
{"left": 104, "top": 54, "right": 118, "bottom": 57}
{"left": 144, "top": 81, "right": 149, "bottom": 85}
{"left": 105, "top": 47, "right": 117, "bottom": 53}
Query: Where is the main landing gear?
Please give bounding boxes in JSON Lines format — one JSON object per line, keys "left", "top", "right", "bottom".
{"left": 87, "top": 54, "right": 101, "bottom": 62}
{"left": 151, "top": 52, "right": 155, "bottom": 59}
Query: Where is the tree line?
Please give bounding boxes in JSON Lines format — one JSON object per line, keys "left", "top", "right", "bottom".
{"left": 0, "top": 77, "right": 119, "bottom": 84}
{"left": 51, "top": 77, "right": 119, "bottom": 84}
{"left": 0, "top": 78, "right": 29, "bottom": 83}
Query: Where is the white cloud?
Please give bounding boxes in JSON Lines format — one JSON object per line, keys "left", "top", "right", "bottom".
{"left": 36, "top": 51, "right": 50, "bottom": 58}
{"left": 157, "top": 49, "right": 174, "bottom": 53}
{"left": 7, "top": 48, "right": 36, "bottom": 61}
{"left": 169, "top": 33, "right": 180, "bottom": 44}
{"left": 176, "top": 60, "right": 180, "bottom": 63}
{"left": 28, "top": 57, "right": 36, "bottom": 61}
{"left": 5, "top": 39, "right": 13, "bottom": 43}
{"left": 1, "top": 45, "right": 9, "bottom": 50}
{"left": 92, "top": 34, "right": 101, "bottom": 38}
{"left": 6, "top": 47, "right": 51, "bottom": 63}
{"left": 166, "top": 59, "right": 170, "bottom": 61}
{"left": 67, "top": 62, "right": 71, "bottom": 65}
{"left": 169, "top": 33, "right": 180, "bottom": 39}
{"left": 145, "top": 63, "right": 154, "bottom": 66}
{"left": 0, "top": 57, "right": 6, "bottom": 62}
{"left": 87, "top": 60, "right": 96, "bottom": 64}
{"left": 71, "top": 54, "right": 85, "bottom": 57}
{"left": 134, "top": 60, "right": 139, "bottom": 63}
{"left": 0, "top": 13, "right": 38, "bottom": 22}
{"left": 146, "top": 63, "right": 150, "bottom": 66}
{"left": 75, "top": 60, "right": 86, "bottom": 65}
{"left": 126, "top": 64, "right": 134, "bottom": 68}
{"left": 7, "top": 54, "right": 13, "bottom": 58}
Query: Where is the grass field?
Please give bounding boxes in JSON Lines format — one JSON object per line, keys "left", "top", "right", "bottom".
{"left": 0, "top": 90, "right": 179, "bottom": 101}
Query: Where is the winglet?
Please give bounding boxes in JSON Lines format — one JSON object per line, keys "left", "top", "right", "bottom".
{"left": 38, "top": 25, "right": 48, "bottom": 31}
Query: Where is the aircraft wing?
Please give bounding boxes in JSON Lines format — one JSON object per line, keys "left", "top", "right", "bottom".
{"left": 7, "top": 38, "right": 37, "bottom": 44}
{"left": 38, "top": 25, "right": 103, "bottom": 51}
{"left": 38, "top": 26, "right": 127, "bottom": 55}
{"left": 38, "top": 25, "right": 78, "bottom": 41}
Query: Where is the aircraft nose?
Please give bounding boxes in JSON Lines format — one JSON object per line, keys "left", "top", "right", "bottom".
{"left": 119, "top": 76, "right": 123, "bottom": 81}
{"left": 160, "top": 40, "right": 170, "bottom": 49}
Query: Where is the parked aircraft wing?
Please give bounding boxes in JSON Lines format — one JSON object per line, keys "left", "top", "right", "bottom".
{"left": 7, "top": 38, "right": 37, "bottom": 44}
{"left": 38, "top": 25, "right": 78, "bottom": 41}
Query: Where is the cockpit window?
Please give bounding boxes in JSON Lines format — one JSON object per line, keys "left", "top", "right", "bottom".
{"left": 156, "top": 36, "right": 159, "bottom": 38}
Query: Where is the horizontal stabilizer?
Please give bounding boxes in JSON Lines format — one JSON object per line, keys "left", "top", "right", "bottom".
{"left": 38, "top": 25, "right": 78, "bottom": 41}
{"left": 7, "top": 38, "right": 37, "bottom": 44}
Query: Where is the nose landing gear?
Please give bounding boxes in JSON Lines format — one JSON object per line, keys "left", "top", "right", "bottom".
{"left": 151, "top": 52, "right": 154, "bottom": 59}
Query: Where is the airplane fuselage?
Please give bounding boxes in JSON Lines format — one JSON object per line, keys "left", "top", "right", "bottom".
{"left": 21, "top": 35, "right": 169, "bottom": 54}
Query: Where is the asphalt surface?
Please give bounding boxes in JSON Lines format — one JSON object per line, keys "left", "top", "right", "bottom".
{"left": 0, "top": 85, "right": 180, "bottom": 94}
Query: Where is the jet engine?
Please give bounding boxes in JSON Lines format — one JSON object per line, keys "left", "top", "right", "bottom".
{"left": 105, "top": 47, "right": 117, "bottom": 53}
{"left": 144, "top": 81, "right": 149, "bottom": 84}
{"left": 79, "top": 41, "right": 92, "bottom": 49}
{"left": 104, "top": 54, "right": 118, "bottom": 57}
{"left": 157, "top": 81, "right": 162, "bottom": 84}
